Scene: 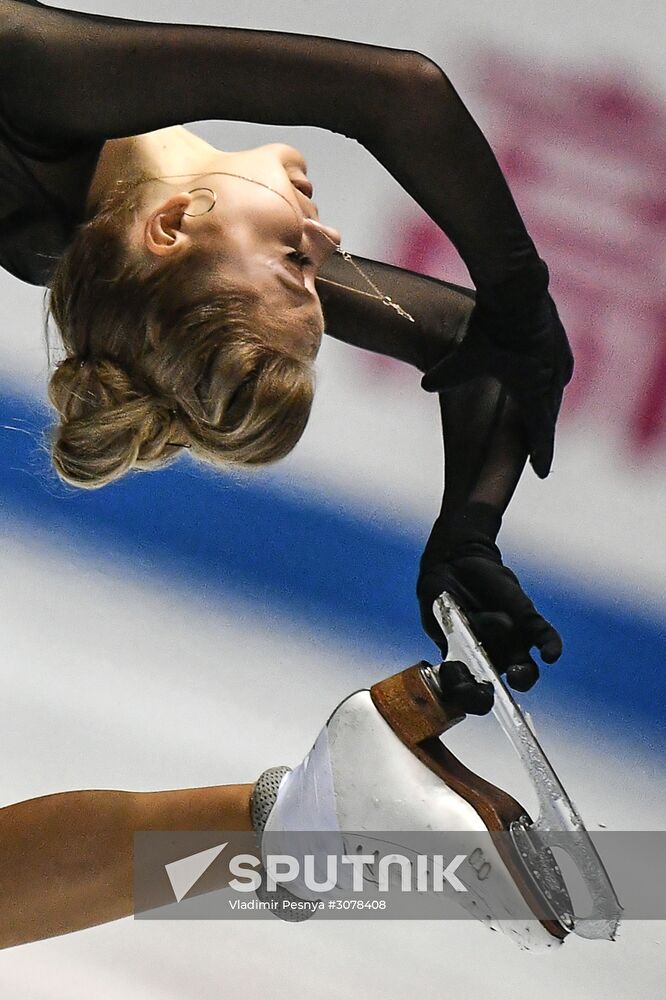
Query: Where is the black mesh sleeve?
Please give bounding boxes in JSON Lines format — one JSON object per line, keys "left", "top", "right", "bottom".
{"left": 316, "top": 252, "right": 475, "bottom": 372}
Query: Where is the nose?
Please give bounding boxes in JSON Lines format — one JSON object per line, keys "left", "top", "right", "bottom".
{"left": 304, "top": 218, "right": 342, "bottom": 258}
{"left": 270, "top": 142, "right": 308, "bottom": 172}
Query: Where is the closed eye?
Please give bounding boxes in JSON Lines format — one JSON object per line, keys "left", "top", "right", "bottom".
{"left": 287, "top": 250, "right": 313, "bottom": 270}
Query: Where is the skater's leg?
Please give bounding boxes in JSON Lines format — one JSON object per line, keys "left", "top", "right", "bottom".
{"left": 0, "top": 782, "right": 253, "bottom": 949}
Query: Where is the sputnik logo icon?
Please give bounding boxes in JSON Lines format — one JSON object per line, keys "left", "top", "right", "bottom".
{"left": 165, "top": 843, "right": 228, "bottom": 902}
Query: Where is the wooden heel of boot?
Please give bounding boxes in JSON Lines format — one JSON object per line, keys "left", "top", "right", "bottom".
{"left": 370, "top": 661, "right": 465, "bottom": 745}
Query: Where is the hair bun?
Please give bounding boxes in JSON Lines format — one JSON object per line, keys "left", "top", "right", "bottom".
{"left": 49, "top": 354, "right": 140, "bottom": 421}
{"left": 47, "top": 354, "right": 179, "bottom": 489}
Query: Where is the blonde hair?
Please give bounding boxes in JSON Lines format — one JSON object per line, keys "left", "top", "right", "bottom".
{"left": 45, "top": 183, "right": 318, "bottom": 489}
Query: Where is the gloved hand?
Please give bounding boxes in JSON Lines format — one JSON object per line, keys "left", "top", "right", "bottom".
{"left": 421, "top": 261, "right": 574, "bottom": 480}
{"left": 417, "top": 504, "right": 563, "bottom": 714}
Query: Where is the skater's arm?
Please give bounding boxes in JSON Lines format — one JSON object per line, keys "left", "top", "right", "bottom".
{"left": 312, "top": 251, "right": 562, "bottom": 688}
{"left": 0, "top": 783, "right": 252, "bottom": 948}
{"left": 416, "top": 338, "right": 563, "bottom": 703}
{"left": 313, "top": 256, "right": 559, "bottom": 693}
{"left": 2, "top": 4, "right": 535, "bottom": 286}
{"left": 1, "top": 2, "right": 404, "bottom": 151}
{"left": 313, "top": 252, "right": 561, "bottom": 692}
{"left": 317, "top": 254, "right": 475, "bottom": 371}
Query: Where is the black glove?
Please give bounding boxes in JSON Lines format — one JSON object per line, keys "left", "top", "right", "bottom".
{"left": 421, "top": 261, "right": 574, "bottom": 480}
{"left": 417, "top": 503, "right": 563, "bottom": 713}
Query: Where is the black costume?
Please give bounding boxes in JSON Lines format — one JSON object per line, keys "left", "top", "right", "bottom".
{"left": 0, "top": 0, "right": 574, "bottom": 706}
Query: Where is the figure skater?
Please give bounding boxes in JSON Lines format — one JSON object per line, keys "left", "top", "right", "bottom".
{"left": 0, "top": 0, "right": 575, "bottom": 950}
{"left": 0, "top": 0, "right": 573, "bottom": 692}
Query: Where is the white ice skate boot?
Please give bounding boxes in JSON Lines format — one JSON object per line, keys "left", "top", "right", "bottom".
{"left": 252, "top": 660, "right": 572, "bottom": 951}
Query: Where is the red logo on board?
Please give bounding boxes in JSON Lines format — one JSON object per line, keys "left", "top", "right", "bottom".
{"left": 382, "top": 50, "right": 665, "bottom": 456}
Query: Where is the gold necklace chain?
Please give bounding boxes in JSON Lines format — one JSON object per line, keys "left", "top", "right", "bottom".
{"left": 327, "top": 248, "right": 415, "bottom": 323}
{"left": 129, "top": 171, "right": 416, "bottom": 324}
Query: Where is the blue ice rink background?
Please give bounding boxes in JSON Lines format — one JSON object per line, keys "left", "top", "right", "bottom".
{"left": 1, "top": 381, "right": 664, "bottom": 757}
{"left": 0, "top": 1, "right": 664, "bottom": 998}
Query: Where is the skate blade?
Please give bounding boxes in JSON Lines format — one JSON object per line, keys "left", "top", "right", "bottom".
{"left": 432, "top": 591, "right": 623, "bottom": 942}
{"left": 370, "top": 661, "right": 568, "bottom": 944}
